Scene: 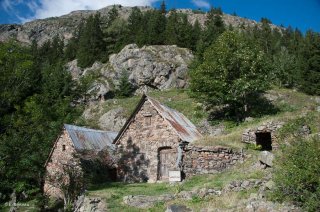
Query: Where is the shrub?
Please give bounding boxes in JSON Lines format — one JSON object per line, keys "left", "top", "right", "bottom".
{"left": 272, "top": 136, "right": 320, "bottom": 211}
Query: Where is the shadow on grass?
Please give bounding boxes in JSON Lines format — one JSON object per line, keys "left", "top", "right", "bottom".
{"left": 208, "top": 93, "right": 280, "bottom": 124}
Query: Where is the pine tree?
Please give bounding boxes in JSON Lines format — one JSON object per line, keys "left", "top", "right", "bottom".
{"left": 116, "top": 70, "right": 134, "bottom": 98}
{"left": 77, "top": 13, "right": 105, "bottom": 68}
{"left": 160, "top": 0, "right": 166, "bottom": 14}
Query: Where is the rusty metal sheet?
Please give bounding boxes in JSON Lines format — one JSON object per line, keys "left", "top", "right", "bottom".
{"left": 64, "top": 124, "right": 117, "bottom": 151}
{"left": 148, "top": 98, "right": 202, "bottom": 143}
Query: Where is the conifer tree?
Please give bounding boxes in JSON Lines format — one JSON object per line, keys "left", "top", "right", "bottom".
{"left": 77, "top": 13, "right": 105, "bottom": 68}
{"left": 160, "top": 0, "right": 166, "bottom": 14}
{"left": 116, "top": 70, "right": 134, "bottom": 98}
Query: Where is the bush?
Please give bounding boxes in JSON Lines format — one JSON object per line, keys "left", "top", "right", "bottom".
{"left": 272, "top": 136, "right": 320, "bottom": 211}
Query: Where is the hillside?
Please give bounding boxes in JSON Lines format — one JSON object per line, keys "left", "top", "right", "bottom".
{"left": 0, "top": 5, "right": 282, "bottom": 45}
{"left": 75, "top": 88, "right": 320, "bottom": 211}
{"left": 0, "top": 4, "right": 319, "bottom": 212}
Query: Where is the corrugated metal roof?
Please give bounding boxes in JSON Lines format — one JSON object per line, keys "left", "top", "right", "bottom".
{"left": 64, "top": 124, "right": 117, "bottom": 151}
{"left": 148, "top": 97, "right": 202, "bottom": 143}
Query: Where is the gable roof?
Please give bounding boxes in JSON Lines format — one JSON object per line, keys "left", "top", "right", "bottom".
{"left": 113, "top": 95, "right": 202, "bottom": 144}
{"left": 44, "top": 124, "right": 117, "bottom": 167}
{"left": 64, "top": 124, "right": 117, "bottom": 151}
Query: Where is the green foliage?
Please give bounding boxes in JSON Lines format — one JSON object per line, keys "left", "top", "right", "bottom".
{"left": 0, "top": 41, "right": 37, "bottom": 118}
{"left": 77, "top": 13, "right": 105, "bottom": 68}
{"left": 190, "top": 31, "right": 271, "bottom": 121}
{"left": 272, "top": 48, "right": 301, "bottom": 87}
{"left": 300, "top": 30, "right": 320, "bottom": 95}
{"left": 246, "top": 143, "right": 262, "bottom": 151}
{"left": 115, "top": 70, "right": 135, "bottom": 98}
{"left": 273, "top": 136, "right": 320, "bottom": 211}
{"left": 0, "top": 41, "right": 81, "bottom": 203}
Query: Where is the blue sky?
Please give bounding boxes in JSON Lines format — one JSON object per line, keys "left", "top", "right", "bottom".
{"left": 1, "top": 0, "right": 320, "bottom": 32}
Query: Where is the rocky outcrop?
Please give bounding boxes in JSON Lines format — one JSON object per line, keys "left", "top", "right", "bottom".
{"left": 104, "top": 44, "right": 193, "bottom": 90}
{"left": 67, "top": 44, "right": 194, "bottom": 101}
{"left": 98, "top": 108, "right": 126, "bottom": 131}
{"left": 0, "top": 5, "right": 284, "bottom": 45}
{"left": 0, "top": 5, "right": 151, "bottom": 45}
{"left": 74, "top": 195, "right": 107, "bottom": 212}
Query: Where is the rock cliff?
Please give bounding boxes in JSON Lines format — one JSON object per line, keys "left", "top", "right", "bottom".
{"left": 68, "top": 44, "right": 194, "bottom": 101}
{"left": 0, "top": 5, "right": 282, "bottom": 45}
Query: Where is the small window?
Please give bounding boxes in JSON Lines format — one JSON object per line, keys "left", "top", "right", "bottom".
{"left": 143, "top": 113, "right": 152, "bottom": 125}
{"left": 145, "top": 116, "right": 151, "bottom": 125}
{"left": 62, "top": 145, "right": 66, "bottom": 151}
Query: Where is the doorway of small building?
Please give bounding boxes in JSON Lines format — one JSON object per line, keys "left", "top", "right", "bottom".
{"left": 157, "top": 147, "right": 175, "bottom": 181}
{"left": 255, "top": 132, "right": 272, "bottom": 151}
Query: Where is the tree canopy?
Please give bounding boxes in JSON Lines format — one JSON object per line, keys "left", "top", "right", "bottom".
{"left": 190, "top": 31, "right": 271, "bottom": 121}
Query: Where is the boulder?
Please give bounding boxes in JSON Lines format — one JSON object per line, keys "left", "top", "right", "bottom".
{"left": 258, "top": 151, "right": 274, "bottom": 167}
{"left": 123, "top": 194, "right": 174, "bottom": 208}
{"left": 166, "top": 204, "right": 193, "bottom": 212}
{"left": 74, "top": 195, "right": 107, "bottom": 212}
{"left": 98, "top": 108, "right": 127, "bottom": 131}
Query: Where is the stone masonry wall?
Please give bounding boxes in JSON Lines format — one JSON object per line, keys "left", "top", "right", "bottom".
{"left": 242, "top": 121, "right": 284, "bottom": 149}
{"left": 182, "top": 146, "right": 243, "bottom": 176}
{"left": 116, "top": 100, "right": 181, "bottom": 183}
{"left": 44, "top": 130, "right": 81, "bottom": 199}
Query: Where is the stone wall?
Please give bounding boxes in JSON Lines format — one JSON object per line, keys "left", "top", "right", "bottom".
{"left": 44, "top": 130, "right": 81, "bottom": 199}
{"left": 182, "top": 146, "right": 243, "bottom": 176}
{"left": 116, "top": 100, "right": 181, "bottom": 183}
{"left": 242, "top": 121, "right": 284, "bottom": 149}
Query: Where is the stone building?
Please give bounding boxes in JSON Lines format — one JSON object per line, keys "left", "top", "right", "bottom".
{"left": 44, "top": 124, "right": 117, "bottom": 198}
{"left": 113, "top": 95, "right": 243, "bottom": 183}
{"left": 113, "top": 95, "right": 203, "bottom": 183}
{"left": 242, "top": 121, "right": 284, "bottom": 151}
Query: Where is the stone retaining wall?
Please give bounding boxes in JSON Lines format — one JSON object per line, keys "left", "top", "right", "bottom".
{"left": 182, "top": 146, "right": 243, "bottom": 176}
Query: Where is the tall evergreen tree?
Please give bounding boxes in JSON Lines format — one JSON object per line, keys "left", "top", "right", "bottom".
{"left": 77, "top": 13, "right": 105, "bottom": 68}
{"left": 300, "top": 30, "right": 320, "bottom": 95}
{"left": 160, "top": 0, "right": 166, "bottom": 14}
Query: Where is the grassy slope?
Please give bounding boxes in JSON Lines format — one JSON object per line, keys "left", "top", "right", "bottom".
{"left": 85, "top": 87, "right": 320, "bottom": 211}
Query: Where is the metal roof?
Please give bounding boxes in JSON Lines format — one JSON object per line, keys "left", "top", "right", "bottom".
{"left": 64, "top": 124, "right": 117, "bottom": 151}
{"left": 148, "top": 97, "right": 202, "bottom": 143}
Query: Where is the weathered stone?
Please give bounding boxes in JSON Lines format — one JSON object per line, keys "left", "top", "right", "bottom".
{"left": 98, "top": 108, "right": 126, "bottom": 131}
{"left": 123, "top": 194, "right": 174, "bottom": 208}
{"left": 242, "top": 121, "right": 284, "bottom": 150}
{"left": 183, "top": 146, "right": 242, "bottom": 176}
{"left": 74, "top": 195, "right": 107, "bottom": 212}
{"left": 105, "top": 44, "right": 194, "bottom": 90}
{"left": 259, "top": 151, "right": 274, "bottom": 167}
{"left": 166, "top": 204, "right": 193, "bottom": 212}
{"left": 66, "top": 59, "right": 83, "bottom": 80}
{"left": 265, "top": 180, "right": 275, "bottom": 190}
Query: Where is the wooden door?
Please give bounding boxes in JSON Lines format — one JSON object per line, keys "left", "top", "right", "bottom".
{"left": 158, "top": 147, "right": 175, "bottom": 181}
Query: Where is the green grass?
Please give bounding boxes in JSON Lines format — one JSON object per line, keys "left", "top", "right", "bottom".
{"left": 81, "top": 89, "right": 208, "bottom": 129}
{"left": 87, "top": 150, "right": 266, "bottom": 211}
{"left": 87, "top": 182, "right": 172, "bottom": 211}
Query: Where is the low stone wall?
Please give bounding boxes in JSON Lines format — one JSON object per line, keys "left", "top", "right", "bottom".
{"left": 182, "top": 146, "right": 243, "bottom": 176}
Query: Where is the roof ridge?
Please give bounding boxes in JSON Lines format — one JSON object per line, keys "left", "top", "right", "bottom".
{"left": 64, "top": 124, "right": 117, "bottom": 134}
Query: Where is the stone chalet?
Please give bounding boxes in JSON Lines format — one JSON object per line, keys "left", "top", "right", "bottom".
{"left": 44, "top": 124, "right": 117, "bottom": 198}
{"left": 113, "top": 94, "right": 203, "bottom": 182}
{"left": 113, "top": 95, "right": 242, "bottom": 183}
